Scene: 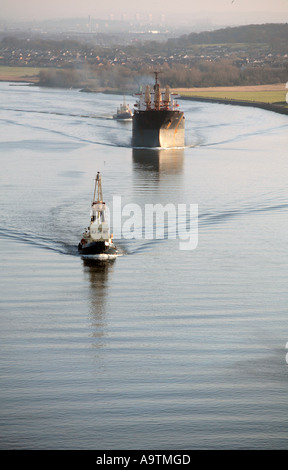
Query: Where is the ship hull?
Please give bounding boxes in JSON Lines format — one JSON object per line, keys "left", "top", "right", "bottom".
{"left": 78, "top": 240, "right": 116, "bottom": 255}
{"left": 132, "top": 110, "right": 185, "bottom": 148}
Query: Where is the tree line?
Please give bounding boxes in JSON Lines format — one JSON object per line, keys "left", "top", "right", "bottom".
{"left": 37, "top": 60, "right": 287, "bottom": 90}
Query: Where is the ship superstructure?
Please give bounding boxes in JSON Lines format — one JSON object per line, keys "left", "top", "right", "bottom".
{"left": 132, "top": 72, "right": 185, "bottom": 148}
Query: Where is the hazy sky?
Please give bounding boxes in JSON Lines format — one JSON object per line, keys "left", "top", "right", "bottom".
{"left": 1, "top": 0, "right": 288, "bottom": 24}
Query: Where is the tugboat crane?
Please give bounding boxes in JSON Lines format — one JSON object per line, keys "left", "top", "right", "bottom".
{"left": 93, "top": 172, "right": 103, "bottom": 204}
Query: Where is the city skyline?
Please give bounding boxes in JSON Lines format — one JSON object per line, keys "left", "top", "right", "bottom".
{"left": 1, "top": 0, "right": 288, "bottom": 26}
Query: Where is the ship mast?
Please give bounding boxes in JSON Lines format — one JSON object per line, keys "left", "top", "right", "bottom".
{"left": 154, "top": 71, "right": 160, "bottom": 85}
{"left": 163, "top": 85, "right": 171, "bottom": 109}
{"left": 144, "top": 85, "right": 151, "bottom": 109}
{"left": 153, "top": 71, "right": 162, "bottom": 111}
{"left": 93, "top": 172, "right": 103, "bottom": 203}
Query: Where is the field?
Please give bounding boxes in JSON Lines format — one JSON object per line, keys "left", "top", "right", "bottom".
{"left": 175, "top": 84, "right": 287, "bottom": 105}
{"left": 0, "top": 66, "right": 48, "bottom": 82}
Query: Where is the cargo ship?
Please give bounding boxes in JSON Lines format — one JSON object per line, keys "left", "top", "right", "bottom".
{"left": 132, "top": 72, "right": 185, "bottom": 148}
{"left": 78, "top": 172, "right": 118, "bottom": 259}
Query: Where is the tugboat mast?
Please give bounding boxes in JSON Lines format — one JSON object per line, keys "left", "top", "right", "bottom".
{"left": 93, "top": 172, "right": 103, "bottom": 203}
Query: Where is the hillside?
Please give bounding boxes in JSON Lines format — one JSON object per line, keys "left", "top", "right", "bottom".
{"left": 0, "top": 23, "right": 287, "bottom": 89}
{"left": 167, "top": 23, "right": 288, "bottom": 49}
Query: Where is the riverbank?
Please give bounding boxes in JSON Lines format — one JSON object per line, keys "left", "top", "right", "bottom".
{"left": 1, "top": 66, "right": 287, "bottom": 115}
{"left": 66, "top": 82, "right": 288, "bottom": 116}
{"left": 174, "top": 84, "right": 288, "bottom": 115}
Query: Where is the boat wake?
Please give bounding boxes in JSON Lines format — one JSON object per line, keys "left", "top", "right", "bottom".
{"left": 0, "top": 227, "right": 79, "bottom": 257}
{"left": 131, "top": 141, "right": 201, "bottom": 150}
{"left": 200, "top": 201, "right": 288, "bottom": 226}
{"left": 1, "top": 107, "right": 114, "bottom": 121}
{"left": 1, "top": 197, "right": 287, "bottom": 259}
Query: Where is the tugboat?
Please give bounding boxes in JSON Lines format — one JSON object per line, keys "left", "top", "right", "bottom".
{"left": 113, "top": 97, "right": 133, "bottom": 120}
{"left": 132, "top": 71, "right": 185, "bottom": 148}
{"left": 78, "top": 172, "right": 118, "bottom": 258}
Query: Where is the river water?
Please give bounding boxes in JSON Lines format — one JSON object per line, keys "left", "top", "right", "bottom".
{"left": 0, "top": 82, "right": 288, "bottom": 450}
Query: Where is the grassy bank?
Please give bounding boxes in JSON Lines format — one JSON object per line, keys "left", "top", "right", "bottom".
{"left": 179, "top": 90, "right": 286, "bottom": 104}
{"left": 0, "top": 66, "right": 43, "bottom": 82}
{"left": 175, "top": 84, "right": 287, "bottom": 107}
{"left": 174, "top": 84, "right": 288, "bottom": 115}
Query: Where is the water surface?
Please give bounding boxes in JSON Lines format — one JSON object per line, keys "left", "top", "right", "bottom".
{"left": 0, "top": 82, "right": 288, "bottom": 449}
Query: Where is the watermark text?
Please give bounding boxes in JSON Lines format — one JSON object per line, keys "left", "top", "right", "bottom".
{"left": 106, "top": 196, "right": 198, "bottom": 251}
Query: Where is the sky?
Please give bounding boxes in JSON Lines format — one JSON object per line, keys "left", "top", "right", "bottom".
{"left": 0, "top": 0, "right": 288, "bottom": 25}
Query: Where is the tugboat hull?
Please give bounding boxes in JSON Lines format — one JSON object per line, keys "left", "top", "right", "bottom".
{"left": 113, "top": 112, "right": 132, "bottom": 121}
{"left": 132, "top": 110, "right": 185, "bottom": 148}
{"left": 78, "top": 241, "right": 106, "bottom": 255}
{"left": 78, "top": 242, "right": 118, "bottom": 260}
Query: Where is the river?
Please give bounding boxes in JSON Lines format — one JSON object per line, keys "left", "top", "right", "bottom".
{"left": 0, "top": 82, "right": 288, "bottom": 449}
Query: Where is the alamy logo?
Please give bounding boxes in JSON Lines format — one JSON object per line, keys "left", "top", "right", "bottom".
{"left": 106, "top": 196, "right": 198, "bottom": 251}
